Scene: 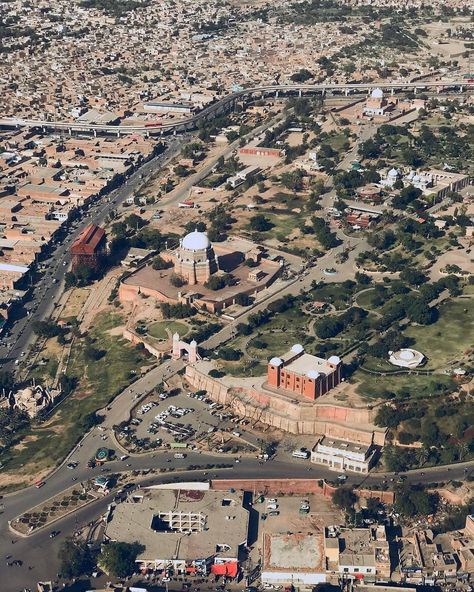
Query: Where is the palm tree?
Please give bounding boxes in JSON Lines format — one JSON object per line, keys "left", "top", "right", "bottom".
{"left": 457, "top": 442, "right": 469, "bottom": 461}
{"left": 416, "top": 446, "right": 430, "bottom": 467}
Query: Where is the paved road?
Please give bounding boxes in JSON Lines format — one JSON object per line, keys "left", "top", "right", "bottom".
{"left": 0, "top": 137, "right": 189, "bottom": 373}
{"left": 1, "top": 104, "right": 473, "bottom": 590}
{"left": 1, "top": 455, "right": 473, "bottom": 592}
{"left": 0, "top": 78, "right": 469, "bottom": 136}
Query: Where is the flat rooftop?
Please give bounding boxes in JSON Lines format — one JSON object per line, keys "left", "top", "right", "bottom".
{"left": 105, "top": 488, "right": 249, "bottom": 562}
{"left": 264, "top": 532, "right": 324, "bottom": 573}
{"left": 284, "top": 353, "right": 335, "bottom": 376}
{"left": 316, "top": 436, "right": 372, "bottom": 455}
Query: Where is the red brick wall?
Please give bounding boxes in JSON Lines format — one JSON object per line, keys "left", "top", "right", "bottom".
{"left": 211, "top": 479, "right": 394, "bottom": 504}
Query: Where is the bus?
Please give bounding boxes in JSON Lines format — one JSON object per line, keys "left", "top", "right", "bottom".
{"left": 292, "top": 449, "right": 310, "bottom": 460}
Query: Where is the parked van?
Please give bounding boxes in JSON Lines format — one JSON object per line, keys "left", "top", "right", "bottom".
{"left": 120, "top": 455, "right": 129, "bottom": 461}
{"left": 174, "top": 453, "right": 186, "bottom": 459}
{"left": 266, "top": 503, "right": 278, "bottom": 510}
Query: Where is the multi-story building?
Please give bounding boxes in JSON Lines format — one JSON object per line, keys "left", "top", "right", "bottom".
{"left": 70, "top": 223, "right": 106, "bottom": 273}
{"left": 267, "top": 344, "right": 342, "bottom": 400}
{"left": 311, "top": 436, "right": 377, "bottom": 474}
{"left": 325, "top": 525, "right": 391, "bottom": 581}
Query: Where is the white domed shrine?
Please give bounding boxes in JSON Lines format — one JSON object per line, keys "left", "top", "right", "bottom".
{"left": 174, "top": 230, "right": 219, "bottom": 286}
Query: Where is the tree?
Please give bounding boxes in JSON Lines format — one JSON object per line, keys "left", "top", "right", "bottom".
{"left": 99, "top": 541, "right": 145, "bottom": 578}
{"left": 235, "top": 293, "right": 251, "bottom": 306}
{"left": 400, "top": 268, "right": 427, "bottom": 286}
{"left": 315, "top": 317, "right": 343, "bottom": 339}
{"left": 290, "top": 68, "right": 313, "bottom": 83}
{"left": 169, "top": 273, "right": 187, "bottom": 288}
{"left": 249, "top": 214, "right": 273, "bottom": 232}
{"left": 152, "top": 255, "right": 172, "bottom": 270}
{"left": 84, "top": 344, "right": 105, "bottom": 362}
{"left": 280, "top": 170, "right": 305, "bottom": 192}
{"left": 59, "top": 539, "right": 94, "bottom": 579}
{"left": 218, "top": 347, "right": 242, "bottom": 361}
{"left": 333, "top": 487, "right": 358, "bottom": 512}
{"left": 32, "top": 320, "right": 62, "bottom": 339}
{"left": 406, "top": 299, "right": 438, "bottom": 325}
{"left": 0, "top": 371, "right": 14, "bottom": 391}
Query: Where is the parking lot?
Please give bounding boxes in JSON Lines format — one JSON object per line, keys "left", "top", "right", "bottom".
{"left": 123, "top": 387, "right": 261, "bottom": 454}
{"left": 253, "top": 493, "right": 342, "bottom": 534}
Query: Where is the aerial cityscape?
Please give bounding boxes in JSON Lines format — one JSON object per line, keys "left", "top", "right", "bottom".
{"left": 0, "top": 1, "right": 473, "bottom": 592}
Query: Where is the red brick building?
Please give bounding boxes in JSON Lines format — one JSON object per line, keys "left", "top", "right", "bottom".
{"left": 70, "top": 223, "right": 106, "bottom": 273}
{"left": 267, "top": 344, "right": 341, "bottom": 400}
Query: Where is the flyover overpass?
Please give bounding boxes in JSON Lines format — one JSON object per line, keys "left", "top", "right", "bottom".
{"left": 0, "top": 79, "right": 472, "bottom": 137}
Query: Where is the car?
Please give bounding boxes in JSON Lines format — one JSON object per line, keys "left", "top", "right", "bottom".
{"left": 267, "top": 498, "right": 277, "bottom": 504}
{"left": 35, "top": 480, "right": 45, "bottom": 489}
{"left": 337, "top": 474, "right": 347, "bottom": 481}
{"left": 268, "top": 511, "right": 280, "bottom": 516}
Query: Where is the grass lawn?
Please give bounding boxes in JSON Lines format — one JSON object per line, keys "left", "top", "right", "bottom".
{"left": 309, "top": 283, "right": 358, "bottom": 310}
{"left": 353, "top": 370, "right": 456, "bottom": 401}
{"left": 403, "top": 298, "right": 474, "bottom": 369}
{"left": 148, "top": 320, "right": 188, "bottom": 340}
{"left": 254, "top": 212, "right": 304, "bottom": 242}
{"left": 0, "top": 312, "right": 150, "bottom": 487}
{"left": 219, "top": 359, "right": 267, "bottom": 378}
{"left": 355, "top": 289, "right": 376, "bottom": 309}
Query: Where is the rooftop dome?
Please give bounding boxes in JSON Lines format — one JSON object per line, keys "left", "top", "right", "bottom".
{"left": 291, "top": 344, "right": 304, "bottom": 354}
{"left": 307, "top": 370, "right": 320, "bottom": 380}
{"left": 328, "top": 355, "right": 341, "bottom": 365}
{"left": 182, "top": 230, "right": 210, "bottom": 251}
{"left": 269, "top": 357, "right": 283, "bottom": 367}
{"left": 399, "top": 349, "right": 415, "bottom": 361}
{"left": 371, "top": 87, "right": 384, "bottom": 99}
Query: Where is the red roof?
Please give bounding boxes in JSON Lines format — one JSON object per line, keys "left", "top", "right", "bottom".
{"left": 210, "top": 562, "right": 238, "bottom": 577}
{"left": 70, "top": 224, "right": 106, "bottom": 256}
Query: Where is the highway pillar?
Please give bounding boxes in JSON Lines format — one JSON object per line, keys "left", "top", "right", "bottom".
{"left": 459, "top": 85, "right": 463, "bottom": 93}
{"left": 275, "top": 90, "right": 279, "bottom": 98}
{"left": 345, "top": 88, "right": 349, "bottom": 97}
{"left": 391, "top": 88, "right": 394, "bottom": 96}
{"left": 68, "top": 128, "right": 72, "bottom": 135}
{"left": 298, "top": 89, "right": 302, "bottom": 98}
{"left": 93, "top": 129, "right": 97, "bottom": 137}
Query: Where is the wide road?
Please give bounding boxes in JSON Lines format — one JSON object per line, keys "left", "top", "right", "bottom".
{"left": 0, "top": 136, "right": 189, "bottom": 373}
{"left": 1, "top": 455, "right": 473, "bottom": 592}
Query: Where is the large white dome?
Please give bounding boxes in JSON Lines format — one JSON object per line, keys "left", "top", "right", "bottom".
{"left": 182, "top": 230, "right": 210, "bottom": 251}
{"left": 371, "top": 87, "right": 383, "bottom": 99}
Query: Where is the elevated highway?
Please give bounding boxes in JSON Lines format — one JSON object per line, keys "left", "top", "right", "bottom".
{"left": 0, "top": 79, "right": 472, "bottom": 137}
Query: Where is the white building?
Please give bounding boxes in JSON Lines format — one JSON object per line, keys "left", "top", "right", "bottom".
{"left": 389, "top": 348, "right": 425, "bottom": 369}
{"left": 311, "top": 436, "right": 376, "bottom": 474}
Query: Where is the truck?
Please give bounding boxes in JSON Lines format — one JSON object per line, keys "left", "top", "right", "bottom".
{"left": 173, "top": 452, "right": 186, "bottom": 459}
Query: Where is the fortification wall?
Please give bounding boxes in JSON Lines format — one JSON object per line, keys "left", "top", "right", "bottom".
{"left": 185, "top": 366, "right": 385, "bottom": 444}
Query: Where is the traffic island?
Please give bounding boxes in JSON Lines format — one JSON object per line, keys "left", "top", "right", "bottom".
{"left": 9, "top": 482, "right": 100, "bottom": 537}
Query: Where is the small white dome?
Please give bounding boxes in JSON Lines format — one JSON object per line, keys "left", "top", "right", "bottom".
{"left": 371, "top": 87, "right": 383, "bottom": 99}
{"left": 328, "top": 355, "right": 341, "bottom": 365}
{"left": 291, "top": 344, "right": 304, "bottom": 354}
{"left": 182, "top": 230, "right": 210, "bottom": 251}
{"left": 269, "top": 357, "right": 283, "bottom": 367}
{"left": 307, "top": 370, "right": 320, "bottom": 380}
